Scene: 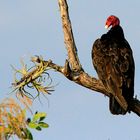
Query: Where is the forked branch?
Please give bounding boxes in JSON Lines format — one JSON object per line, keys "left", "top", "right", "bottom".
{"left": 57, "top": 0, "right": 140, "bottom": 117}
{"left": 13, "top": 0, "right": 140, "bottom": 117}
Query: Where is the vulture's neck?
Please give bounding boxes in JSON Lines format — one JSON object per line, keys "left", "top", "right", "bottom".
{"left": 101, "top": 25, "right": 125, "bottom": 41}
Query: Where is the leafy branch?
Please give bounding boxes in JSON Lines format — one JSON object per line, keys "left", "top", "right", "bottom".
{"left": 12, "top": 56, "right": 54, "bottom": 99}
{"left": 27, "top": 112, "right": 49, "bottom": 131}
{"left": 0, "top": 98, "right": 49, "bottom": 140}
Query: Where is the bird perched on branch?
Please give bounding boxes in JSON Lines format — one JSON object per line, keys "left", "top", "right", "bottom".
{"left": 92, "top": 15, "right": 135, "bottom": 115}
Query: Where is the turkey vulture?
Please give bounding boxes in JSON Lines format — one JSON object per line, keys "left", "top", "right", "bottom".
{"left": 92, "top": 15, "right": 135, "bottom": 115}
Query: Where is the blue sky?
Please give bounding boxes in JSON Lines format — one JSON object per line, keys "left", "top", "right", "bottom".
{"left": 0, "top": 0, "right": 140, "bottom": 140}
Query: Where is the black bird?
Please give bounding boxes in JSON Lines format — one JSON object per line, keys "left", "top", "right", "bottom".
{"left": 92, "top": 15, "right": 135, "bottom": 115}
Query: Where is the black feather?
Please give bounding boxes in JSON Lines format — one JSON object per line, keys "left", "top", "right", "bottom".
{"left": 92, "top": 25, "right": 135, "bottom": 115}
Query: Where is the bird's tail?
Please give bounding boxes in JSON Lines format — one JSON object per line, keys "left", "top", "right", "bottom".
{"left": 109, "top": 95, "right": 127, "bottom": 115}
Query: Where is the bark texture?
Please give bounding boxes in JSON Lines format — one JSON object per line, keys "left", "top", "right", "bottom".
{"left": 56, "top": 0, "right": 140, "bottom": 117}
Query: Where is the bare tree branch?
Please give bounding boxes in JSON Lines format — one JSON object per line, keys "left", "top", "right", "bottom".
{"left": 13, "top": 0, "right": 140, "bottom": 117}
{"left": 57, "top": 0, "right": 109, "bottom": 96}
{"left": 58, "top": 0, "right": 82, "bottom": 71}
{"left": 43, "top": 59, "right": 109, "bottom": 96}
{"left": 57, "top": 0, "right": 140, "bottom": 117}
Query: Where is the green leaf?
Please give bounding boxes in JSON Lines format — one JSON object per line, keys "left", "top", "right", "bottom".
{"left": 39, "top": 116, "right": 46, "bottom": 121}
{"left": 36, "top": 126, "right": 42, "bottom": 131}
{"left": 33, "top": 112, "right": 46, "bottom": 122}
{"left": 28, "top": 122, "right": 39, "bottom": 129}
{"left": 39, "top": 122, "right": 49, "bottom": 128}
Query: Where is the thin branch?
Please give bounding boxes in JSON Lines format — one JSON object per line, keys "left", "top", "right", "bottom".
{"left": 34, "top": 58, "right": 140, "bottom": 117}
{"left": 43, "top": 59, "right": 109, "bottom": 96}
{"left": 58, "top": 0, "right": 82, "bottom": 71}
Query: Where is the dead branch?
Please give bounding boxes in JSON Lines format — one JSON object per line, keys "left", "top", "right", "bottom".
{"left": 31, "top": 56, "right": 140, "bottom": 117}
{"left": 12, "top": 0, "right": 140, "bottom": 117}
{"left": 56, "top": 0, "right": 140, "bottom": 117}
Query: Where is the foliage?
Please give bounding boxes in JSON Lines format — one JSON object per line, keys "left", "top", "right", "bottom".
{"left": 12, "top": 56, "right": 54, "bottom": 100}
{"left": 0, "top": 98, "right": 31, "bottom": 139}
{"left": 0, "top": 56, "right": 53, "bottom": 139}
{"left": 0, "top": 98, "right": 49, "bottom": 140}
{"left": 27, "top": 112, "right": 49, "bottom": 131}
